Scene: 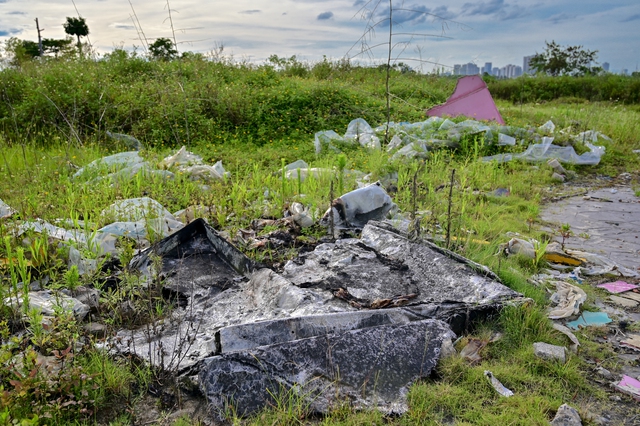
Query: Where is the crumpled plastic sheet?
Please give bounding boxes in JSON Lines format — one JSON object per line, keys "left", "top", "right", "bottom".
{"left": 101, "top": 197, "right": 174, "bottom": 222}
{"left": 566, "top": 249, "right": 640, "bottom": 278}
{"left": 1, "top": 199, "right": 16, "bottom": 219}
{"left": 73, "top": 151, "right": 144, "bottom": 179}
{"left": 315, "top": 119, "right": 383, "bottom": 153}
{"left": 161, "top": 146, "right": 229, "bottom": 181}
{"left": 98, "top": 197, "right": 185, "bottom": 244}
{"left": 106, "top": 131, "right": 144, "bottom": 150}
{"left": 320, "top": 182, "right": 397, "bottom": 229}
{"left": 482, "top": 136, "right": 605, "bottom": 165}
{"left": 548, "top": 280, "right": 587, "bottom": 319}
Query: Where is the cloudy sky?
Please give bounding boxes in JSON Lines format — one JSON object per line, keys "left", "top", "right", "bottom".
{"left": 1, "top": 0, "right": 638, "bottom": 73}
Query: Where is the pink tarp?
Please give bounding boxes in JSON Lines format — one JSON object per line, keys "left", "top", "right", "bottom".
{"left": 596, "top": 281, "right": 639, "bottom": 293}
{"left": 426, "top": 75, "right": 505, "bottom": 124}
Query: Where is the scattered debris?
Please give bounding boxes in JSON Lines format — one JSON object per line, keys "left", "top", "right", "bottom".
{"left": 460, "top": 338, "right": 488, "bottom": 365}
{"left": 320, "top": 182, "right": 397, "bottom": 229}
{"left": 548, "top": 281, "right": 587, "bottom": 319}
{"left": 426, "top": 76, "right": 505, "bottom": 124}
{"left": 597, "top": 281, "right": 639, "bottom": 293}
{"left": 5, "top": 290, "right": 90, "bottom": 321}
{"left": 608, "top": 295, "right": 638, "bottom": 308}
{"left": 533, "top": 342, "right": 566, "bottom": 363}
{"left": 550, "top": 404, "right": 583, "bottom": 426}
{"left": 612, "top": 375, "right": 640, "bottom": 402}
{"left": 566, "top": 311, "right": 612, "bottom": 330}
{"left": 552, "top": 323, "right": 580, "bottom": 352}
{"left": 484, "top": 370, "right": 514, "bottom": 397}
{"left": 114, "top": 220, "right": 523, "bottom": 419}
{"left": 620, "top": 335, "right": 640, "bottom": 351}
{"left": 483, "top": 136, "right": 605, "bottom": 165}
{"left": 161, "top": 146, "right": 229, "bottom": 182}
{"left": 0, "top": 198, "right": 16, "bottom": 219}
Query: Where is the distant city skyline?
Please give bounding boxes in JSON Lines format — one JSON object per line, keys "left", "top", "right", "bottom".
{"left": 0, "top": 1, "right": 638, "bottom": 73}
{"left": 451, "top": 54, "right": 626, "bottom": 78}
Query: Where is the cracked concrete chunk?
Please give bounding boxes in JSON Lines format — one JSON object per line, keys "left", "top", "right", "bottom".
{"left": 200, "top": 319, "right": 455, "bottom": 420}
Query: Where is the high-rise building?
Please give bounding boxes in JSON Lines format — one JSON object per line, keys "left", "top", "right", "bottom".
{"left": 453, "top": 64, "right": 461, "bottom": 75}
{"left": 460, "top": 62, "right": 480, "bottom": 75}
{"left": 602, "top": 62, "right": 610, "bottom": 72}
{"left": 523, "top": 55, "right": 535, "bottom": 74}
{"left": 483, "top": 62, "right": 492, "bottom": 75}
{"left": 492, "top": 67, "right": 499, "bottom": 76}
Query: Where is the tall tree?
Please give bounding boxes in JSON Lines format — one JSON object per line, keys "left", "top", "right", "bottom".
{"left": 148, "top": 38, "right": 178, "bottom": 61}
{"left": 63, "top": 16, "right": 89, "bottom": 50}
{"left": 530, "top": 41, "right": 599, "bottom": 76}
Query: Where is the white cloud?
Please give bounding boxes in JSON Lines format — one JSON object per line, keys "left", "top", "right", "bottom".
{"left": 0, "top": 0, "right": 635, "bottom": 71}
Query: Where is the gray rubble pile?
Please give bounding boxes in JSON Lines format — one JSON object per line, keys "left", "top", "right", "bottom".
{"left": 113, "top": 218, "right": 524, "bottom": 419}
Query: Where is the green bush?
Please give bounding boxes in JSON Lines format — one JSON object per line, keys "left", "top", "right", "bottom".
{"left": 489, "top": 74, "right": 640, "bottom": 104}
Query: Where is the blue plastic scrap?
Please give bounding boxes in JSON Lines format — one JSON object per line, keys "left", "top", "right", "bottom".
{"left": 566, "top": 311, "right": 612, "bottom": 330}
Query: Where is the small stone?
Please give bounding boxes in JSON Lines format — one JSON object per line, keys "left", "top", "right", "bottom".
{"left": 550, "top": 404, "right": 582, "bottom": 426}
{"left": 596, "top": 367, "right": 613, "bottom": 380}
{"left": 83, "top": 322, "right": 109, "bottom": 339}
{"left": 533, "top": 342, "right": 566, "bottom": 363}
{"left": 551, "top": 172, "right": 566, "bottom": 182}
{"left": 609, "top": 395, "right": 621, "bottom": 402}
{"left": 73, "top": 286, "right": 101, "bottom": 311}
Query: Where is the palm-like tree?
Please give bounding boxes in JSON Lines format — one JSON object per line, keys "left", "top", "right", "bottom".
{"left": 63, "top": 17, "right": 89, "bottom": 49}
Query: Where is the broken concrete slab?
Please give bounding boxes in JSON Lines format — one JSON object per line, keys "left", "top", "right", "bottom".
{"left": 199, "top": 319, "right": 455, "bottom": 420}
{"left": 6, "top": 290, "right": 90, "bottom": 321}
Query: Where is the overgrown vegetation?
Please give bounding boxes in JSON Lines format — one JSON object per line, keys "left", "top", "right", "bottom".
{"left": 0, "top": 53, "right": 639, "bottom": 425}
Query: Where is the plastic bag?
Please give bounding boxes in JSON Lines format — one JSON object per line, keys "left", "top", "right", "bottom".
{"left": 1, "top": 199, "right": 16, "bottom": 219}
{"left": 73, "top": 151, "right": 144, "bottom": 179}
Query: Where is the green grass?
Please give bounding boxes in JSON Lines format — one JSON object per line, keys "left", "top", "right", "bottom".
{"left": 1, "top": 55, "right": 639, "bottom": 424}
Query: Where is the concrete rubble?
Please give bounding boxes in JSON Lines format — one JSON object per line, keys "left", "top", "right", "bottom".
{"left": 112, "top": 218, "right": 524, "bottom": 418}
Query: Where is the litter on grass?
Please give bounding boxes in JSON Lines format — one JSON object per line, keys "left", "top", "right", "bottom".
{"left": 612, "top": 375, "right": 640, "bottom": 401}
{"left": 620, "top": 335, "right": 640, "bottom": 351}
{"left": 597, "top": 281, "right": 639, "bottom": 293}
{"left": 0, "top": 199, "right": 15, "bottom": 219}
{"left": 426, "top": 76, "right": 505, "bottom": 124}
{"left": 566, "top": 311, "right": 612, "bottom": 330}
{"left": 484, "top": 370, "right": 514, "bottom": 397}
{"left": 320, "top": 182, "right": 397, "bottom": 229}
{"left": 548, "top": 281, "right": 587, "bottom": 319}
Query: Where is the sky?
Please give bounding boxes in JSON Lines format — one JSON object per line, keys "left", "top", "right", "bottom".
{"left": 0, "top": 0, "right": 638, "bottom": 73}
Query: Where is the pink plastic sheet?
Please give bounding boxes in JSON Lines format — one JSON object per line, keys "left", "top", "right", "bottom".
{"left": 426, "top": 76, "right": 505, "bottom": 124}
{"left": 613, "top": 375, "right": 640, "bottom": 401}
{"left": 596, "top": 281, "right": 638, "bottom": 293}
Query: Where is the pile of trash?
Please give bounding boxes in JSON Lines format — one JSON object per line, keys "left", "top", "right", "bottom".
{"left": 73, "top": 145, "right": 229, "bottom": 185}
{"left": 314, "top": 117, "right": 608, "bottom": 166}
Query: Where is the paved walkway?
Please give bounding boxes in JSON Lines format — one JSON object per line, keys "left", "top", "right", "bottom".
{"left": 540, "top": 186, "right": 640, "bottom": 273}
